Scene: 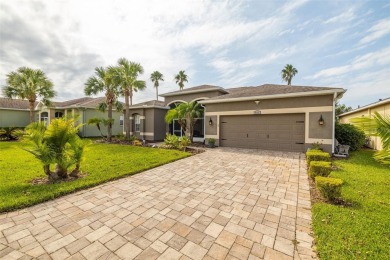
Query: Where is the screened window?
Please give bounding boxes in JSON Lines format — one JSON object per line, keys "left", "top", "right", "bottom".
{"left": 55, "top": 112, "right": 63, "bottom": 118}
{"left": 120, "top": 116, "right": 124, "bottom": 126}
{"left": 135, "top": 115, "right": 140, "bottom": 132}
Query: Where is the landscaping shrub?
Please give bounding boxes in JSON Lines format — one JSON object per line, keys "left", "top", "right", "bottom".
{"left": 315, "top": 176, "right": 343, "bottom": 201}
{"left": 164, "top": 134, "right": 179, "bottom": 149}
{"left": 306, "top": 150, "right": 331, "bottom": 165}
{"left": 0, "top": 127, "right": 23, "bottom": 141}
{"left": 335, "top": 123, "right": 365, "bottom": 151}
{"left": 309, "top": 161, "right": 332, "bottom": 179}
{"left": 179, "top": 136, "right": 191, "bottom": 151}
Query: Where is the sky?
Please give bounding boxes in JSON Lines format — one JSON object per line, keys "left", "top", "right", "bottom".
{"left": 0, "top": 0, "right": 389, "bottom": 109}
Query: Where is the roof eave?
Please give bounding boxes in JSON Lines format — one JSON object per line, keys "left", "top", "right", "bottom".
{"left": 199, "top": 89, "right": 346, "bottom": 104}
{"left": 339, "top": 98, "right": 390, "bottom": 117}
{"left": 125, "top": 105, "right": 170, "bottom": 110}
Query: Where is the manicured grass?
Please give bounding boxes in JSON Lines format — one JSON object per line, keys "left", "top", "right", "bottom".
{"left": 0, "top": 141, "right": 190, "bottom": 212}
{"left": 312, "top": 150, "right": 390, "bottom": 260}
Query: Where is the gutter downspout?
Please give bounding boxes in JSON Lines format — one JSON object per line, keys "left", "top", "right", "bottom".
{"left": 332, "top": 92, "right": 337, "bottom": 154}
{"left": 143, "top": 108, "right": 146, "bottom": 142}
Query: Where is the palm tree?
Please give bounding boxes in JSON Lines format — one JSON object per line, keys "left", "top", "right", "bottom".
{"left": 175, "top": 70, "right": 188, "bottom": 90}
{"left": 24, "top": 117, "right": 90, "bottom": 181}
{"left": 350, "top": 112, "right": 390, "bottom": 164}
{"left": 281, "top": 64, "right": 298, "bottom": 85}
{"left": 112, "top": 58, "right": 146, "bottom": 140}
{"left": 150, "top": 71, "right": 164, "bottom": 100}
{"left": 3, "top": 67, "right": 55, "bottom": 123}
{"left": 84, "top": 67, "right": 122, "bottom": 142}
{"left": 165, "top": 101, "right": 203, "bottom": 142}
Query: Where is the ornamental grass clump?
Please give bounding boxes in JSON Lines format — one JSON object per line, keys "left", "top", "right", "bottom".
{"left": 309, "top": 161, "right": 332, "bottom": 179}
{"left": 315, "top": 176, "right": 343, "bottom": 202}
{"left": 306, "top": 150, "right": 331, "bottom": 165}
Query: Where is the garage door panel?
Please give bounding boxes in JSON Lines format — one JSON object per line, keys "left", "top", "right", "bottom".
{"left": 220, "top": 114, "right": 305, "bottom": 152}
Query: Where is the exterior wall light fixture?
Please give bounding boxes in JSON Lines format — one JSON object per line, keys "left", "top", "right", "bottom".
{"left": 319, "top": 114, "right": 324, "bottom": 125}
{"left": 209, "top": 118, "right": 213, "bottom": 125}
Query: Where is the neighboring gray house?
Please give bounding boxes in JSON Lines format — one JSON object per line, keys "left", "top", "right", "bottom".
{"left": 132, "top": 84, "right": 345, "bottom": 153}
{"left": 0, "top": 98, "right": 34, "bottom": 128}
{"left": 0, "top": 97, "right": 123, "bottom": 137}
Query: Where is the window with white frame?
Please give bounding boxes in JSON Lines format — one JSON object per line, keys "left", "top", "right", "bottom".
{"left": 40, "top": 112, "right": 48, "bottom": 125}
{"left": 135, "top": 115, "right": 140, "bottom": 132}
{"left": 120, "top": 116, "right": 124, "bottom": 126}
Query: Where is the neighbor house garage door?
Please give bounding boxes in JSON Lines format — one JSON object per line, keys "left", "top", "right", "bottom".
{"left": 220, "top": 114, "right": 305, "bottom": 152}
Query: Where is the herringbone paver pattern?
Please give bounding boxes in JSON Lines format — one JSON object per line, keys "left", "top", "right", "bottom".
{"left": 0, "top": 148, "right": 316, "bottom": 259}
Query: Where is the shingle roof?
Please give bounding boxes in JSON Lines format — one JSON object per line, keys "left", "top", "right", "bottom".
{"left": 0, "top": 97, "right": 37, "bottom": 110}
{"left": 51, "top": 97, "right": 94, "bottom": 107}
{"left": 209, "top": 84, "right": 344, "bottom": 100}
{"left": 339, "top": 97, "right": 390, "bottom": 117}
{"left": 51, "top": 97, "right": 115, "bottom": 108}
{"left": 160, "top": 84, "right": 227, "bottom": 97}
{"left": 0, "top": 97, "right": 113, "bottom": 110}
{"left": 130, "top": 100, "right": 167, "bottom": 108}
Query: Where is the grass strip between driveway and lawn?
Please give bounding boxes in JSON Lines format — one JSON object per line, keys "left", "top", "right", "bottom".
{"left": 0, "top": 141, "right": 190, "bottom": 213}
{"left": 312, "top": 150, "right": 390, "bottom": 260}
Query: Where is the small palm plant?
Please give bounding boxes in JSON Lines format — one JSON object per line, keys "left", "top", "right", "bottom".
{"left": 350, "top": 112, "right": 390, "bottom": 164}
{"left": 23, "top": 117, "right": 90, "bottom": 181}
{"left": 165, "top": 102, "right": 203, "bottom": 142}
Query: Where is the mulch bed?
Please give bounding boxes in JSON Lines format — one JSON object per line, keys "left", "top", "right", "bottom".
{"left": 31, "top": 172, "right": 88, "bottom": 185}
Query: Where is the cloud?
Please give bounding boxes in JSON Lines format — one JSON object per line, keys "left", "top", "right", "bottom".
{"left": 359, "top": 18, "right": 390, "bottom": 44}
{"left": 309, "top": 46, "right": 390, "bottom": 79}
{"left": 323, "top": 8, "right": 356, "bottom": 24}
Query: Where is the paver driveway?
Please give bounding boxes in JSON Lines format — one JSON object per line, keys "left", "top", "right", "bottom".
{"left": 0, "top": 148, "right": 316, "bottom": 259}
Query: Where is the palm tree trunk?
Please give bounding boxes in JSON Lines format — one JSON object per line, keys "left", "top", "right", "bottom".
{"left": 29, "top": 100, "right": 35, "bottom": 123}
{"left": 288, "top": 78, "right": 291, "bottom": 85}
{"left": 124, "top": 89, "right": 130, "bottom": 140}
{"left": 107, "top": 102, "right": 113, "bottom": 142}
{"left": 130, "top": 87, "right": 133, "bottom": 105}
{"left": 156, "top": 86, "right": 158, "bottom": 101}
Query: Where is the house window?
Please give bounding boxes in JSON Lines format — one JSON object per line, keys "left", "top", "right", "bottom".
{"left": 120, "top": 116, "right": 124, "bottom": 126}
{"left": 135, "top": 115, "right": 140, "bottom": 132}
{"left": 40, "top": 112, "right": 48, "bottom": 125}
{"left": 55, "top": 112, "right": 63, "bottom": 118}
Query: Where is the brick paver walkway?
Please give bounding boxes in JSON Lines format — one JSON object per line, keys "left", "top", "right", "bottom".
{"left": 0, "top": 148, "right": 316, "bottom": 259}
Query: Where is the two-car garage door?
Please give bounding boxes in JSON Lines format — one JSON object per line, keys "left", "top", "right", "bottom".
{"left": 220, "top": 114, "right": 305, "bottom": 152}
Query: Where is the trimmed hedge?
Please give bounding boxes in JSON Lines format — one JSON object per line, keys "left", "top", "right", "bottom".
{"left": 315, "top": 176, "right": 343, "bottom": 201}
{"left": 335, "top": 123, "right": 365, "bottom": 151}
{"left": 309, "top": 161, "right": 332, "bottom": 179}
{"left": 306, "top": 150, "right": 331, "bottom": 165}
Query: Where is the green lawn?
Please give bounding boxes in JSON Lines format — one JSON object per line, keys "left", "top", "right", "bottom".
{"left": 0, "top": 141, "right": 190, "bottom": 212}
{"left": 312, "top": 150, "right": 390, "bottom": 260}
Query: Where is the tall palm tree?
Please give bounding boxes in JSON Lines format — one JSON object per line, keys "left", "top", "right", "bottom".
{"left": 84, "top": 67, "right": 122, "bottom": 142}
{"left": 281, "top": 64, "right": 298, "bottom": 85}
{"left": 3, "top": 67, "right": 55, "bottom": 123}
{"left": 350, "top": 112, "right": 390, "bottom": 164}
{"left": 165, "top": 101, "right": 203, "bottom": 142}
{"left": 112, "top": 58, "right": 146, "bottom": 140}
{"left": 175, "top": 70, "right": 188, "bottom": 90}
{"left": 150, "top": 71, "right": 164, "bottom": 100}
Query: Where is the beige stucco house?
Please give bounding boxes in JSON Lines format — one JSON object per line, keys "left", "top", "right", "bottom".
{"left": 339, "top": 98, "right": 390, "bottom": 150}
{"left": 0, "top": 97, "right": 123, "bottom": 137}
